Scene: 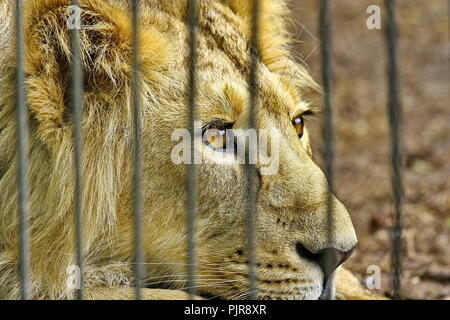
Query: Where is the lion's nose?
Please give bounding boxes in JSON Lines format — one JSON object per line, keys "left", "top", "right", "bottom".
{"left": 295, "top": 242, "right": 355, "bottom": 277}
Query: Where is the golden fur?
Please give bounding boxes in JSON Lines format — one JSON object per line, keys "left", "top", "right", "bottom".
{"left": 0, "top": 0, "right": 381, "bottom": 299}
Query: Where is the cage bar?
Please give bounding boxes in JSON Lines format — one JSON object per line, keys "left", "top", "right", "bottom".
{"left": 384, "top": 0, "right": 404, "bottom": 300}
{"left": 186, "top": 0, "right": 199, "bottom": 299}
{"left": 14, "top": 0, "right": 31, "bottom": 301}
{"left": 319, "top": 0, "right": 336, "bottom": 300}
{"left": 245, "top": 0, "right": 261, "bottom": 300}
{"left": 131, "top": 0, "right": 144, "bottom": 300}
{"left": 69, "top": 0, "right": 85, "bottom": 300}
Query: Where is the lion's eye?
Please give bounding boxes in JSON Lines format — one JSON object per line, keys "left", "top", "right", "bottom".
{"left": 202, "top": 121, "right": 234, "bottom": 151}
{"left": 292, "top": 115, "right": 304, "bottom": 138}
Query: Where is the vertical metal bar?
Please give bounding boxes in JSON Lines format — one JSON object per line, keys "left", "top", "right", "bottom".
{"left": 70, "top": 0, "right": 85, "bottom": 300}
{"left": 15, "top": 0, "right": 31, "bottom": 301}
{"left": 319, "top": 0, "right": 335, "bottom": 299}
{"left": 186, "top": 0, "right": 198, "bottom": 300}
{"left": 131, "top": 0, "right": 144, "bottom": 300}
{"left": 245, "top": 0, "right": 260, "bottom": 300}
{"left": 384, "top": 0, "right": 403, "bottom": 300}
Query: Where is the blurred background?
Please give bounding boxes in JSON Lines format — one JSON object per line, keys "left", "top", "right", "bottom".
{"left": 290, "top": 0, "right": 449, "bottom": 299}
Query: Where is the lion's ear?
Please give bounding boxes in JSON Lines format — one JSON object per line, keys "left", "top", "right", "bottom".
{"left": 23, "top": 0, "right": 172, "bottom": 146}
{"left": 221, "top": 1, "right": 318, "bottom": 94}
{"left": 221, "top": 0, "right": 291, "bottom": 73}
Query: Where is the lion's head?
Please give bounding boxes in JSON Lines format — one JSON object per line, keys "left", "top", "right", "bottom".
{"left": 0, "top": 0, "right": 356, "bottom": 300}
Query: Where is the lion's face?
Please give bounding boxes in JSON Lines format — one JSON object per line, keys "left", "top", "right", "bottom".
{"left": 141, "top": 65, "right": 357, "bottom": 300}
{"left": 133, "top": 2, "right": 357, "bottom": 300}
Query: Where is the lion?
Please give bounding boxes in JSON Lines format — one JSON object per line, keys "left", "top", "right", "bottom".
{"left": 0, "top": 0, "right": 382, "bottom": 300}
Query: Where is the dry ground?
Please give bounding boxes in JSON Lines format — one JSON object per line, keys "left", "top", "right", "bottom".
{"left": 290, "top": 0, "right": 449, "bottom": 299}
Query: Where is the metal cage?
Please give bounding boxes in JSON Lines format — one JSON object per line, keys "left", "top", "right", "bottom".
{"left": 13, "top": 0, "right": 403, "bottom": 300}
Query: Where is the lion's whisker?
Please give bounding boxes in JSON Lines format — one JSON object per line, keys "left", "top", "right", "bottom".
{"left": 207, "top": 287, "right": 249, "bottom": 300}
{"left": 143, "top": 278, "right": 244, "bottom": 287}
